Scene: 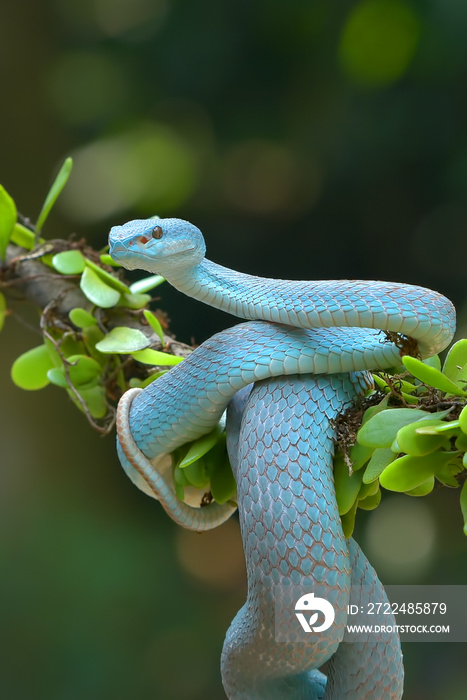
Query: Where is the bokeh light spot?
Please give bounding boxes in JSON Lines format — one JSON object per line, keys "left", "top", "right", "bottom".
{"left": 339, "top": 0, "right": 420, "bottom": 86}
{"left": 364, "top": 495, "right": 436, "bottom": 580}
{"left": 61, "top": 123, "right": 197, "bottom": 223}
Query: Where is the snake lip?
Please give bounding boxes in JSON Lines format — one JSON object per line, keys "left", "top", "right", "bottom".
{"left": 110, "top": 244, "right": 198, "bottom": 273}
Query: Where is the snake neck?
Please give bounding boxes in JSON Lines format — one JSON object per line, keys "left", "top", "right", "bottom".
{"left": 164, "top": 257, "right": 265, "bottom": 319}
{"left": 162, "top": 257, "right": 455, "bottom": 357}
{"left": 165, "top": 257, "right": 342, "bottom": 327}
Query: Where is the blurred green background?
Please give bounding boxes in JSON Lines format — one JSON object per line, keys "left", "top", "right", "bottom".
{"left": 1, "top": 1, "right": 467, "bottom": 698}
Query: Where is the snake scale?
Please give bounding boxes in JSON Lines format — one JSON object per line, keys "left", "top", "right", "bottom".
{"left": 109, "top": 217, "right": 456, "bottom": 699}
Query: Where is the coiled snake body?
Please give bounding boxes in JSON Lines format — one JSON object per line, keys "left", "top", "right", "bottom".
{"left": 109, "top": 217, "right": 455, "bottom": 699}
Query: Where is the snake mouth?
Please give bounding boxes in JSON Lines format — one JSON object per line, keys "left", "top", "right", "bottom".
{"left": 108, "top": 239, "right": 197, "bottom": 270}
{"left": 108, "top": 241, "right": 140, "bottom": 268}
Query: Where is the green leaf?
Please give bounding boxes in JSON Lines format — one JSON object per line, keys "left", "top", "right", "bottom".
{"left": 415, "top": 420, "right": 460, "bottom": 434}
{"left": 362, "top": 447, "right": 396, "bottom": 483}
{"left": 11, "top": 344, "right": 54, "bottom": 390}
{"left": 423, "top": 355, "right": 441, "bottom": 371}
{"left": 43, "top": 336, "right": 63, "bottom": 368}
{"left": 42, "top": 334, "right": 86, "bottom": 369}
{"left": 65, "top": 354, "right": 102, "bottom": 386}
{"left": 357, "top": 488, "right": 381, "bottom": 510}
{"left": 69, "top": 307, "right": 97, "bottom": 328}
{"left": 143, "top": 310, "right": 165, "bottom": 343}
{"left": 80, "top": 266, "right": 121, "bottom": 308}
{"left": 405, "top": 477, "right": 435, "bottom": 497}
{"left": 84, "top": 258, "right": 129, "bottom": 294}
{"left": 372, "top": 373, "right": 389, "bottom": 392}
{"left": 361, "top": 395, "right": 390, "bottom": 422}
{"left": 10, "top": 222, "right": 40, "bottom": 250}
{"left": 396, "top": 419, "right": 451, "bottom": 456}
{"left": 131, "top": 348, "right": 183, "bottom": 365}
{"left": 210, "top": 454, "right": 237, "bottom": 504}
{"left": 460, "top": 482, "right": 467, "bottom": 536}
{"left": 49, "top": 361, "right": 103, "bottom": 393}
{"left": 402, "top": 355, "right": 467, "bottom": 397}
{"left": 357, "top": 479, "right": 379, "bottom": 501}
{"left": 397, "top": 379, "right": 419, "bottom": 394}
{"left": 76, "top": 385, "right": 107, "bottom": 419}
{"left": 343, "top": 397, "right": 390, "bottom": 470}
{"left": 341, "top": 500, "right": 358, "bottom": 539}
{"left": 443, "top": 340, "right": 467, "bottom": 383}
{"left": 459, "top": 405, "right": 467, "bottom": 435}
{"left": 36, "top": 157, "right": 73, "bottom": 232}
{"left": 0, "top": 185, "right": 17, "bottom": 261}
{"left": 173, "top": 462, "right": 189, "bottom": 501}
{"left": 379, "top": 451, "right": 459, "bottom": 492}
{"left": 62, "top": 336, "right": 89, "bottom": 356}
{"left": 129, "top": 275, "right": 165, "bottom": 294}
{"left": 38, "top": 252, "right": 55, "bottom": 268}
{"left": 119, "top": 292, "right": 151, "bottom": 309}
{"left": 95, "top": 326, "right": 150, "bottom": 353}
{"left": 183, "top": 457, "right": 210, "bottom": 489}
{"left": 52, "top": 250, "right": 85, "bottom": 274}
{"left": 0, "top": 291, "right": 6, "bottom": 332}
{"left": 100, "top": 253, "right": 121, "bottom": 267}
{"left": 347, "top": 441, "right": 374, "bottom": 471}
{"left": 456, "top": 431, "right": 467, "bottom": 451}
{"left": 47, "top": 367, "right": 68, "bottom": 388}
{"left": 434, "top": 459, "right": 463, "bottom": 488}
{"left": 81, "top": 324, "right": 106, "bottom": 364}
{"left": 357, "top": 408, "right": 435, "bottom": 448}
{"left": 179, "top": 426, "right": 224, "bottom": 469}
{"left": 43, "top": 334, "right": 86, "bottom": 365}
{"left": 334, "top": 455, "right": 363, "bottom": 515}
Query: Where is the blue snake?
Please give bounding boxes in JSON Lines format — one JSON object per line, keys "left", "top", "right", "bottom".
{"left": 109, "top": 217, "right": 455, "bottom": 699}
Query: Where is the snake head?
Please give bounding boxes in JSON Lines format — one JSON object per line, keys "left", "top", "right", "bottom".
{"left": 108, "top": 217, "right": 206, "bottom": 275}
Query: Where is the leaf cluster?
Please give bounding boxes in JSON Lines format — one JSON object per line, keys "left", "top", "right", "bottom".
{"left": 1, "top": 162, "right": 175, "bottom": 430}
{"left": 0, "top": 161, "right": 234, "bottom": 506}
{"left": 334, "top": 346, "right": 467, "bottom": 537}
{"left": 2, "top": 163, "right": 467, "bottom": 524}
{"left": 171, "top": 424, "right": 237, "bottom": 506}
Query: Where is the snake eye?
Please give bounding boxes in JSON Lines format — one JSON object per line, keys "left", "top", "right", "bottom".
{"left": 152, "top": 225, "right": 163, "bottom": 240}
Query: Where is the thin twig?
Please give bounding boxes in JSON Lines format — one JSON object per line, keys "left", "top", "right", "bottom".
{"left": 40, "top": 297, "right": 116, "bottom": 435}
